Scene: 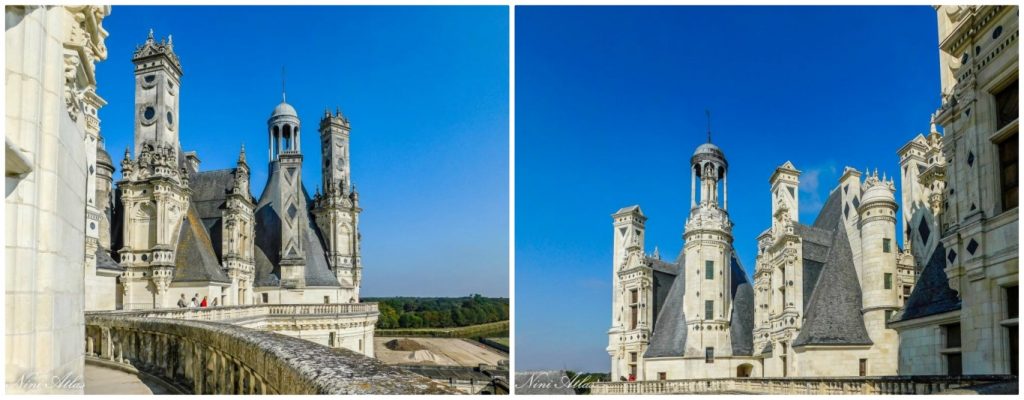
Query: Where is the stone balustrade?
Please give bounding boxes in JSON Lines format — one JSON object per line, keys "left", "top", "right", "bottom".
{"left": 590, "top": 375, "right": 1017, "bottom": 395}
{"left": 89, "top": 302, "right": 378, "bottom": 324}
{"left": 84, "top": 314, "right": 456, "bottom": 394}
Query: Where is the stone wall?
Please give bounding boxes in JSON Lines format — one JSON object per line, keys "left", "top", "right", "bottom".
{"left": 84, "top": 314, "right": 454, "bottom": 394}
{"left": 5, "top": 5, "right": 109, "bottom": 394}
{"left": 88, "top": 303, "right": 378, "bottom": 357}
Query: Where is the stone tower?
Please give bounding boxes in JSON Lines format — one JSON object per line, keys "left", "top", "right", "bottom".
{"left": 117, "top": 30, "right": 191, "bottom": 310}
{"left": 222, "top": 146, "right": 257, "bottom": 304}
{"left": 312, "top": 109, "right": 363, "bottom": 298}
{"left": 267, "top": 96, "right": 307, "bottom": 288}
{"left": 682, "top": 141, "right": 734, "bottom": 357}
{"left": 897, "top": 123, "right": 946, "bottom": 250}
{"left": 857, "top": 170, "right": 901, "bottom": 375}
{"left": 607, "top": 205, "right": 651, "bottom": 380}
{"left": 131, "top": 29, "right": 183, "bottom": 161}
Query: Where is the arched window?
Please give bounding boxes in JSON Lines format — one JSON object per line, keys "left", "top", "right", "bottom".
{"left": 283, "top": 124, "right": 292, "bottom": 150}
{"left": 272, "top": 126, "right": 280, "bottom": 158}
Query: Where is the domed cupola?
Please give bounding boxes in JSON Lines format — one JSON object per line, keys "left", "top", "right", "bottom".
{"left": 860, "top": 169, "right": 897, "bottom": 208}
{"left": 268, "top": 93, "right": 301, "bottom": 161}
{"left": 689, "top": 115, "right": 729, "bottom": 211}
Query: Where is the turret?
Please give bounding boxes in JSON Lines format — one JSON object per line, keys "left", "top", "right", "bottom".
{"left": 222, "top": 144, "right": 256, "bottom": 305}
{"left": 769, "top": 161, "right": 800, "bottom": 224}
{"left": 132, "top": 29, "right": 183, "bottom": 161}
{"left": 857, "top": 170, "right": 901, "bottom": 375}
{"left": 311, "top": 106, "right": 362, "bottom": 297}
{"left": 858, "top": 170, "right": 900, "bottom": 312}
{"left": 608, "top": 205, "right": 650, "bottom": 381}
{"left": 267, "top": 96, "right": 306, "bottom": 287}
{"left": 683, "top": 140, "right": 734, "bottom": 358}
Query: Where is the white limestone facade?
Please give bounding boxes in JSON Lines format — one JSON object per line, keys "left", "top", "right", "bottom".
{"left": 891, "top": 5, "right": 1018, "bottom": 377}
{"left": 5, "top": 5, "right": 111, "bottom": 393}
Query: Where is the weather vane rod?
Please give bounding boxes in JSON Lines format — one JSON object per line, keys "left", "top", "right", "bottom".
{"left": 706, "top": 109, "right": 712, "bottom": 143}
{"left": 282, "top": 66, "right": 287, "bottom": 102}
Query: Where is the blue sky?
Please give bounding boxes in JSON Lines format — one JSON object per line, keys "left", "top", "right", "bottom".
{"left": 515, "top": 6, "right": 941, "bottom": 372}
{"left": 97, "top": 6, "right": 509, "bottom": 297}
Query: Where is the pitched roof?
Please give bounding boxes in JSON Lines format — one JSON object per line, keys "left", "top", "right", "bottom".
{"left": 729, "top": 255, "right": 754, "bottom": 356}
{"left": 812, "top": 188, "right": 843, "bottom": 230}
{"left": 643, "top": 258, "right": 687, "bottom": 358}
{"left": 793, "top": 225, "right": 872, "bottom": 347}
{"left": 891, "top": 242, "right": 961, "bottom": 322}
{"left": 173, "top": 204, "right": 231, "bottom": 283}
{"left": 253, "top": 161, "right": 340, "bottom": 288}
{"left": 95, "top": 246, "right": 123, "bottom": 272}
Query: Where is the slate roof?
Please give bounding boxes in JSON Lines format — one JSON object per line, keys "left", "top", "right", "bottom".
{"left": 891, "top": 242, "right": 961, "bottom": 322}
{"left": 792, "top": 225, "right": 872, "bottom": 347}
{"left": 643, "top": 257, "right": 686, "bottom": 358}
{"left": 190, "top": 168, "right": 238, "bottom": 260}
{"left": 95, "top": 246, "right": 123, "bottom": 272}
{"left": 812, "top": 188, "right": 843, "bottom": 230}
{"left": 173, "top": 204, "right": 231, "bottom": 283}
{"left": 729, "top": 256, "right": 755, "bottom": 356}
{"left": 253, "top": 161, "right": 340, "bottom": 288}
{"left": 644, "top": 253, "right": 754, "bottom": 358}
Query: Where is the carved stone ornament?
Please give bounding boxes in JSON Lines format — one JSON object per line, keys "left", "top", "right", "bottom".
{"left": 62, "top": 6, "right": 110, "bottom": 122}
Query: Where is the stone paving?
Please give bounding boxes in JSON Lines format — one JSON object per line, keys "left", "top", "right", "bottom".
{"left": 84, "top": 364, "right": 175, "bottom": 395}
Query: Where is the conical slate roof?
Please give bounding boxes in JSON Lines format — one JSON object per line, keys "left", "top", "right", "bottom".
{"left": 792, "top": 224, "right": 872, "bottom": 347}
{"left": 173, "top": 204, "right": 231, "bottom": 283}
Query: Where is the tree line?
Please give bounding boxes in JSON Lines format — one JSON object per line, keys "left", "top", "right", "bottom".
{"left": 364, "top": 294, "right": 509, "bottom": 329}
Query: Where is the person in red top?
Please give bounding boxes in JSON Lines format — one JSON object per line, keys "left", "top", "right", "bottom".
{"left": 200, "top": 296, "right": 208, "bottom": 308}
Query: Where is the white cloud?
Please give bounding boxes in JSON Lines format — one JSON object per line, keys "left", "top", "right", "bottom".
{"left": 798, "top": 163, "right": 836, "bottom": 219}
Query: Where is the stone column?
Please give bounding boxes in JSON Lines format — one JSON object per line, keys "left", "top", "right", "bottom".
{"left": 690, "top": 167, "right": 697, "bottom": 208}
{"left": 723, "top": 170, "right": 728, "bottom": 211}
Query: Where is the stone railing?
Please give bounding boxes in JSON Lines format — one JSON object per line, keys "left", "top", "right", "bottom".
{"left": 84, "top": 314, "right": 455, "bottom": 394}
{"left": 89, "top": 303, "right": 378, "bottom": 324}
{"left": 590, "top": 375, "right": 1018, "bottom": 395}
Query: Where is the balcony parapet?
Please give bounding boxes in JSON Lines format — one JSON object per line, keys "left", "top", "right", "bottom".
{"left": 84, "top": 314, "right": 455, "bottom": 394}
{"left": 590, "top": 375, "right": 1018, "bottom": 395}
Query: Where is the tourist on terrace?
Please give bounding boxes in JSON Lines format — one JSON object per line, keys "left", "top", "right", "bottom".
{"left": 176, "top": 293, "right": 187, "bottom": 308}
{"left": 200, "top": 296, "right": 208, "bottom": 307}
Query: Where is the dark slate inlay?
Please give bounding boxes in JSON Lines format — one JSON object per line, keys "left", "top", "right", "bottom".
{"left": 948, "top": 249, "right": 958, "bottom": 263}
{"left": 788, "top": 186, "right": 795, "bottom": 197}
{"left": 843, "top": 185, "right": 849, "bottom": 194}
{"left": 844, "top": 203, "right": 850, "bottom": 219}
{"left": 970, "top": 203, "right": 977, "bottom": 211}
{"left": 967, "top": 239, "right": 979, "bottom": 255}
{"left": 918, "top": 218, "right": 931, "bottom": 243}
{"left": 852, "top": 196, "right": 860, "bottom": 209}
{"left": 967, "top": 151, "right": 975, "bottom": 166}
{"left": 918, "top": 164, "right": 927, "bottom": 174}
{"left": 993, "top": 25, "right": 1003, "bottom": 39}
{"left": 287, "top": 203, "right": 298, "bottom": 220}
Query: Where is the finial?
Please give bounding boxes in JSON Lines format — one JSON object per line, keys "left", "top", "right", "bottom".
{"left": 238, "top": 143, "right": 246, "bottom": 163}
{"left": 147, "top": 28, "right": 154, "bottom": 41}
{"left": 124, "top": 146, "right": 131, "bottom": 159}
{"left": 167, "top": 34, "right": 173, "bottom": 47}
{"left": 281, "top": 66, "right": 286, "bottom": 102}
{"left": 706, "top": 109, "right": 712, "bottom": 143}
{"left": 336, "top": 106, "right": 342, "bottom": 117}
{"left": 653, "top": 246, "right": 660, "bottom": 259}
